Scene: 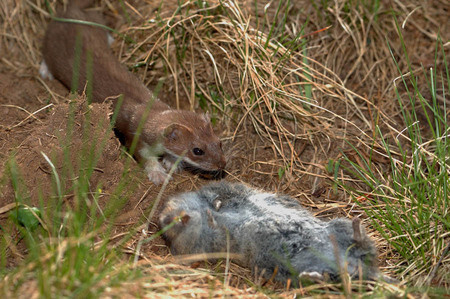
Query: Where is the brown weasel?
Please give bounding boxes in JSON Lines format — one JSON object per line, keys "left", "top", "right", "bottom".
{"left": 41, "top": 1, "right": 226, "bottom": 184}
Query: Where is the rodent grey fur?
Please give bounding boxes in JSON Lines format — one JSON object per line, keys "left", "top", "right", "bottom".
{"left": 160, "top": 181, "right": 382, "bottom": 283}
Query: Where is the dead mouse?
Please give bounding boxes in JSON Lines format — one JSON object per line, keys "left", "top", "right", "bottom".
{"left": 160, "top": 181, "right": 395, "bottom": 284}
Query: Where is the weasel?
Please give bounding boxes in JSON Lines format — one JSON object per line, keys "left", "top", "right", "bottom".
{"left": 160, "top": 181, "right": 389, "bottom": 284}
{"left": 41, "top": 1, "right": 226, "bottom": 184}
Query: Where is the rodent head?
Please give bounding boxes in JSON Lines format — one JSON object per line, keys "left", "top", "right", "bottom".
{"left": 159, "top": 192, "right": 220, "bottom": 256}
{"left": 327, "top": 218, "right": 379, "bottom": 280}
{"left": 161, "top": 111, "right": 227, "bottom": 178}
{"left": 159, "top": 195, "right": 203, "bottom": 255}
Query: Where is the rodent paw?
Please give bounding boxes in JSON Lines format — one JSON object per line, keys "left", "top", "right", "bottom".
{"left": 299, "top": 271, "right": 324, "bottom": 281}
{"left": 213, "top": 199, "right": 222, "bottom": 211}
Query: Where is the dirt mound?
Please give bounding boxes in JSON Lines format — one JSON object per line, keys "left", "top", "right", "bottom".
{"left": 0, "top": 96, "right": 171, "bottom": 265}
{"left": 4, "top": 99, "right": 119, "bottom": 201}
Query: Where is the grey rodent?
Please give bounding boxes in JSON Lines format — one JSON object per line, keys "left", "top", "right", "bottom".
{"left": 41, "top": 0, "right": 226, "bottom": 184}
{"left": 160, "top": 181, "right": 386, "bottom": 283}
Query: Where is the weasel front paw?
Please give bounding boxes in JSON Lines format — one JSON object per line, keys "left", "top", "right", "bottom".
{"left": 39, "top": 61, "right": 54, "bottom": 80}
{"left": 147, "top": 169, "right": 170, "bottom": 185}
{"left": 144, "top": 159, "right": 170, "bottom": 185}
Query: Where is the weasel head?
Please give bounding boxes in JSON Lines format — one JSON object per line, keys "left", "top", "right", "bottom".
{"left": 160, "top": 111, "right": 227, "bottom": 179}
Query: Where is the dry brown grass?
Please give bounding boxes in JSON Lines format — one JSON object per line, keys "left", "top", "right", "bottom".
{"left": 1, "top": 0, "right": 449, "bottom": 297}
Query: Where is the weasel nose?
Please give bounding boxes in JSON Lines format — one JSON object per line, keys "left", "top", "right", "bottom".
{"left": 217, "top": 155, "right": 227, "bottom": 169}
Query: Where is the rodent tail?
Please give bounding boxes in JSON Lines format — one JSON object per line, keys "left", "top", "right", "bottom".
{"left": 68, "top": 0, "right": 95, "bottom": 9}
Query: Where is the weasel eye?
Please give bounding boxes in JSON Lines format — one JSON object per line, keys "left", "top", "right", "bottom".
{"left": 193, "top": 147, "right": 205, "bottom": 156}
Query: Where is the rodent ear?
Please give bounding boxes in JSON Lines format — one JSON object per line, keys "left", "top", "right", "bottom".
{"left": 160, "top": 211, "right": 190, "bottom": 227}
{"left": 163, "top": 123, "right": 193, "bottom": 141}
{"left": 352, "top": 218, "right": 363, "bottom": 243}
{"left": 181, "top": 214, "right": 191, "bottom": 225}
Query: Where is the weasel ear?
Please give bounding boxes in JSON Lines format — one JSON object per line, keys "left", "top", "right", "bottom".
{"left": 164, "top": 123, "right": 193, "bottom": 141}
{"left": 352, "top": 218, "right": 363, "bottom": 243}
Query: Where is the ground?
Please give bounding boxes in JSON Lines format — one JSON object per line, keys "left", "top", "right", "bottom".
{"left": 0, "top": 0, "right": 449, "bottom": 297}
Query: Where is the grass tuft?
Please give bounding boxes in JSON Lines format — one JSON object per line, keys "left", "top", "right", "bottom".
{"left": 340, "top": 28, "right": 449, "bottom": 288}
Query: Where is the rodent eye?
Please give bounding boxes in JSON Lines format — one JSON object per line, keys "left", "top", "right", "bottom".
{"left": 193, "top": 147, "right": 205, "bottom": 156}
